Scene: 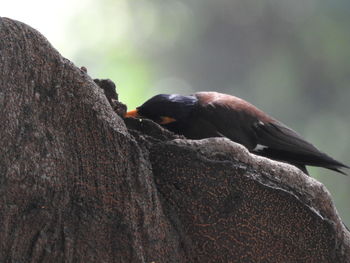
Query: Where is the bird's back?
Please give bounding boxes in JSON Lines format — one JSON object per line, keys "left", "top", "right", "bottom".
{"left": 192, "top": 92, "right": 348, "bottom": 174}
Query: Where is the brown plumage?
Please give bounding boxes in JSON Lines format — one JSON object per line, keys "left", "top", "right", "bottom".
{"left": 125, "top": 91, "right": 349, "bottom": 175}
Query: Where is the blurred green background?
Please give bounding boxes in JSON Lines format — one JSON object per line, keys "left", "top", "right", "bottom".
{"left": 4, "top": 0, "right": 350, "bottom": 225}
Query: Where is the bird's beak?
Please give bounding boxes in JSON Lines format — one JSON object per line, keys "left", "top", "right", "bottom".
{"left": 124, "top": 110, "right": 176, "bottom": 124}
{"left": 124, "top": 109, "right": 140, "bottom": 118}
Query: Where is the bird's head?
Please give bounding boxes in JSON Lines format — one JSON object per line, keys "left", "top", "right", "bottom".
{"left": 125, "top": 94, "right": 197, "bottom": 126}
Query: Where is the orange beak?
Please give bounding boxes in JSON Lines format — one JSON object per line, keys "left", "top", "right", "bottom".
{"left": 124, "top": 109, "right": 140, "bottom": 118}
{"left": 124, "top": 110, "right": 177, "bottom": 124}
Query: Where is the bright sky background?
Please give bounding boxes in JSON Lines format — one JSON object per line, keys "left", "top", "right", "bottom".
{"left": 2, "top": 0, "right": 152, "bottom": 109}
{"left": 2, "top": 0, "right": 82, "bottom": 58}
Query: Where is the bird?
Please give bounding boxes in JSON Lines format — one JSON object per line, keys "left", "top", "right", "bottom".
{"left": 125, "top": 91, "right": 349, "bottom": 175}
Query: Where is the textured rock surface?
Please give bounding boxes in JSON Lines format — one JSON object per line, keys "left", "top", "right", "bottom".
{"left": 0, "top": 17, "right": 349, "bottom": 262}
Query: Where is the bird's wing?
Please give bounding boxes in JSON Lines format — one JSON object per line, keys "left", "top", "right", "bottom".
{"left": 253, "top": 121, "right": 348, "bottom": 172}
{"left": 196, "top": 102, "right": 259, "bottom": 150}
{"left": 195, "top": 91, "right": 274, "bottom": 149}
{"left": 253, "top": 121, "right": 320, "bottom": 155}
{"left": 195, "top": 92, "right": 348, "bottom": 173}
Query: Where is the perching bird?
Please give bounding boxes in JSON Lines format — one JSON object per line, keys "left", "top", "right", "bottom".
{"left": 125, "top": 91, "right": 349, "bottom": 175}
